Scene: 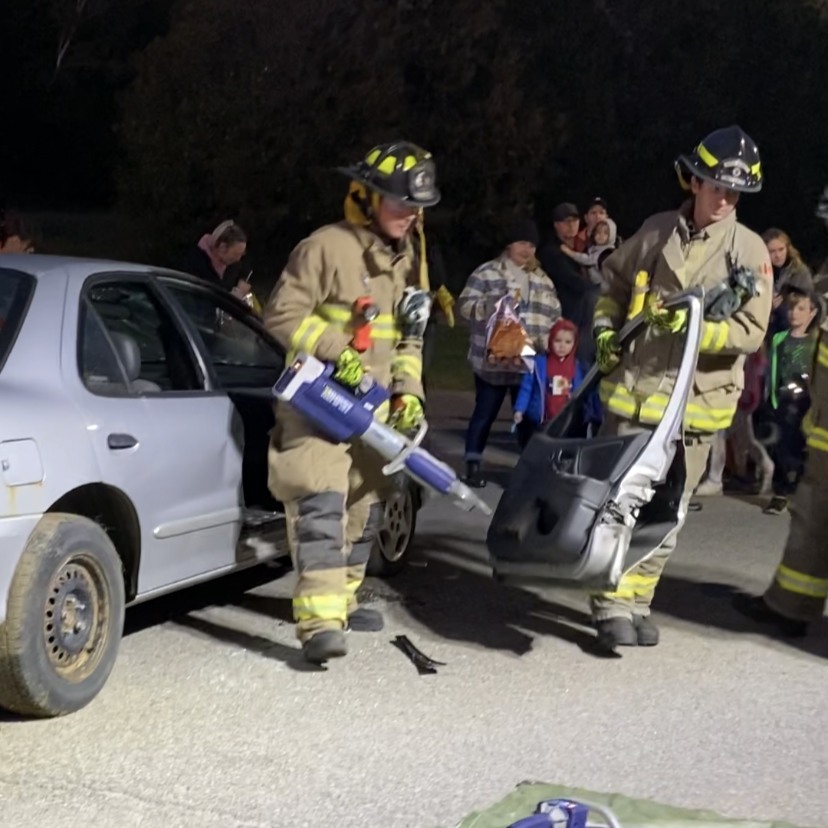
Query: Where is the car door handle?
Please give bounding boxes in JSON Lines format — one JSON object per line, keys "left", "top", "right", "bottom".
{"left": 107, "top": 433, "right": 138, "bottom": 450}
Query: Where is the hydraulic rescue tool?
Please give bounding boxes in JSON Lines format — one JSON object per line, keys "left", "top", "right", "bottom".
{"left": 508, "top": 798, "right": 622, "bottom": 828}
{"left": 272, "top": 353, "right": 492, "bottom": 515}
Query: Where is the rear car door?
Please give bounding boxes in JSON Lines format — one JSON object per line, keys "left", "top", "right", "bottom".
{"left": 487, "top": 289, "right": 705, "bottom": 591}
{"left": 69, "top": 273, "right": 245, "bottom": 596}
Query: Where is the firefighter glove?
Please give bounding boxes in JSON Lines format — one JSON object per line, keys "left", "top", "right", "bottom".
{"left": 595, "top": 327, "right": 621, "bottom": 374}
{"left": 389, "top": 394, "right": 424, "bottom": 433}
{"left": 704, "top": 265, "right": 759, "bottom": 321}
{"left": 644, "top": 294, "right": 687, "bottom": 333}
{"left": 333, "top": 347, "right": 364, "bottom": 387}
{"left": 435, "top": 284, "right": 456, "bottom": 328}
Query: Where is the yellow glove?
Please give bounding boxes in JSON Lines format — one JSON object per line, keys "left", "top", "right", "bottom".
{"left": 332, "top": 347, "right": 364, "bottom": 387}
{"left": 435, "top": 284, "right": 456, "bottom": 328}
{"left": 644, "top": 295, "right": 687, "bottom": 333}
{"left": 389, "top": 394, "right": 424, "bottom": 432}
{"left": 595, "top": 328, "right": 621, "bottom": 374}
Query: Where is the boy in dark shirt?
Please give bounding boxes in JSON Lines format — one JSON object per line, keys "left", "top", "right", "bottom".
{"left": 763, "top": 290, "right": 821, "bottom": 515}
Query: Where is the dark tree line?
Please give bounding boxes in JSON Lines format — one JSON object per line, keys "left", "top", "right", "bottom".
{"left": 3, "top": 0, "right": 828, "bottom": 287}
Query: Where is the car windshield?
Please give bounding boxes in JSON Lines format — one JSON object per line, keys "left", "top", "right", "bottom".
{"left": 0, "top": 269, "right": 35, "bottom": 372}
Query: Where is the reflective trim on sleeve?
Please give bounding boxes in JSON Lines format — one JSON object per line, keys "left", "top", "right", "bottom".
{"left": 626, "top": 271, "right": 650, "bottom": 320}
{"left": 317, "top": 304, "right": 401, "bottom": 341}
{"left": 289, "top": 315, "right": 330, "bottom": 359}
{"left": 700, "top": 320, "right": 729, "bottom": 353}
{"left": 594, "top": 296, "right": 622, "bottom": 330}
{"left": 391, "top": 354, "right": 423, "bottom": 381}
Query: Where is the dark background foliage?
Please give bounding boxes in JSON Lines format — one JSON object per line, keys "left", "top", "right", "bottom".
{"left": 3, "top": 0, "right": 827, "bottom": 292}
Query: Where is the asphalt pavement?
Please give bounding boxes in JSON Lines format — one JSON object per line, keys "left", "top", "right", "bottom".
{"left": 1, "top": 392, "right": 826, "bottom": 828}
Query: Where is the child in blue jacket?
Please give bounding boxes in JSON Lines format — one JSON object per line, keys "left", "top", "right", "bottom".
{"left": 513, "top": 318, "right": 601, "bottom": 448}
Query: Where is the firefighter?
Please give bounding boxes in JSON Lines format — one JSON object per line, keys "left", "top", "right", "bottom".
{"left": 813, "top": 185, "right": 828, "bottom": 294}
{"left": 734, "top": 183, "right": 828, "bottom": 637}
{"left": 590, "top": 125, "right": 773, "bottom": 651}
{"left": 263, "top": 141, "right": 439, "bottom": 664}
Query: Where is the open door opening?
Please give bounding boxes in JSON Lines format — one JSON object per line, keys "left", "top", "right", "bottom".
{"left": 487, "top": 288, "right": 704, "bottom": 591}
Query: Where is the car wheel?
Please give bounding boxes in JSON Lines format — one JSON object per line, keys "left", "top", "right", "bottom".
{"left": 366, "top": 486, "right": 417, "bottom": 578}
{"left": 0, "top": 514, "right": 125, "bottom": 718}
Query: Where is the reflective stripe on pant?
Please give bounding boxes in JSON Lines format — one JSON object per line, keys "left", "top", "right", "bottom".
{"left": 268, "top": 406, "right": 389, "bottom": 642}
{"left": 590, "top": 414, "right": 712, "bottom": 621}
{"left": 763, "top": 451, "right": 828, "bottom": 621}
{"left": 285, "top": 493, "right": 349, "bottom": 638}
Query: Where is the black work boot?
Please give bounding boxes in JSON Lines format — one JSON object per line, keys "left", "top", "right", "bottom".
{"left": 732, "top": 593, "right": 808, "bottom": 638}
{"left": 633, "top": 614, "right": 660, "bottom": 646}
{"left": 346, "top": 607, "right": 385, "bottom": 632}
{"left": 302, "top": 630, "right": 348, "bottom": 664}
{"left": 762, "top": 496, "right": 788, "bottom": 516}
{"left": 595, "top": 617, "right": 638, "bottom": 650}
{"left": 462, "top": 461, "right": 486, "bottom": 489}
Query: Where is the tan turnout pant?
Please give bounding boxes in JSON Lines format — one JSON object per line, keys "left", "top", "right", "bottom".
{"left": 763, "top": 450, "right": 828, "bottom": 621}
{"left": 268, "top": 407, "right": 389, "bottom": 643}
{"left": 590, "top": 414, "right": 712, "bottom": 622}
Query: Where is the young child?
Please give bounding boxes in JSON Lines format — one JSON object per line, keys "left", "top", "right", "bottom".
{"left": 513, "top": 318, "right": 601, "bottom": 447}
{"left": 762, "top": 289, "right": 821, "bottom": 515}
{"left": 561, "top": 218, "right": 617, "bottom": 285}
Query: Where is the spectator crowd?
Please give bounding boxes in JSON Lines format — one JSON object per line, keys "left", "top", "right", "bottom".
{"left": 451, "top": 197, "right": 828, "bottom": 514}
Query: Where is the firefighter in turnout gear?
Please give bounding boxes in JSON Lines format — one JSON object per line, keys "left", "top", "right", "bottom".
{"left": 263, "top": 141, "right": 439, "bottom": 664}
{"left": 591, "top": 125, "right": 772, "bottom": 651}
{"left": 734, "top": 183, "right": 828, "bottom": 637}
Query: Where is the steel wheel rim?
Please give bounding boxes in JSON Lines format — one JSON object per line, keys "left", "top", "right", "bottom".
{"left": 377, "top": 490, "right": 414, "bottom": 564}
{"left": 44, "top": 554, "right": 111, "bottom": 683}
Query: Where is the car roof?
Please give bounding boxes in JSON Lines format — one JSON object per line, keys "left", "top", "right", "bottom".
{"left": 0, "top": 254, "right": 206, "bottom": 288}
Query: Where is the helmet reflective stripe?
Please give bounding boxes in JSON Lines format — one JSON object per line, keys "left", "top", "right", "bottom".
{"left": 366, "top": 150, "right": 421, "bottom": 176}
{"left": 338, "top": 141, "right": 441, "bottom": 207}
{"left": 675, "top": 125, "right": 762, "bottom": 194}
{"left": 696, "top": 143, "right": 758, "bottom": 177}
{"left": 697, "top": 143, "right": 718, "bottom": 168}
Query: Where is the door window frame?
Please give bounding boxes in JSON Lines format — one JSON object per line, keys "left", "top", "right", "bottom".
{"left": 76, "top": 271, "right": 216, "bottom": 399}
{"left": 155, "top": 274, "right": 285, "bottom": 391}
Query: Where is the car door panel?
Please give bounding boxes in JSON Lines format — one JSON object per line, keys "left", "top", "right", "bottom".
{"left": 157, "top": 279, "right": 286, "bottom": 514}
{"left": 67, "top": 277, "right": 246, "bottom": 596}
{"left": 487, "top": 288, "right": 704, "bottom": 590}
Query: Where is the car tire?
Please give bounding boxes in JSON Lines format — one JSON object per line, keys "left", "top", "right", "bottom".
{"left": 0, "top": 513, "right": 126, "bottom": 718}
{"left": 366, "top": 486, "right": 417, "bottom": 578}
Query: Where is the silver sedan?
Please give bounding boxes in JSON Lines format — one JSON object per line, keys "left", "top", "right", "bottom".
{"left": 0, "top": 256, "right": 417, "bottom": 717}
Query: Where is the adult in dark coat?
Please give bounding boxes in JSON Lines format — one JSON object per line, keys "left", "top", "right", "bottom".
{"left": 538, "top": 202, "right": 600, "bottom": 364}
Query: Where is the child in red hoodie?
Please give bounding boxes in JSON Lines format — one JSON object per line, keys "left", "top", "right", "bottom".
{"left": 513, "top": 318, "right": 601, "bottom": 447}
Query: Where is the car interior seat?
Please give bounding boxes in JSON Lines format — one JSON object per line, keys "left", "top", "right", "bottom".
{"left": 110, "top": 331, "right": 162, "bottom": 394}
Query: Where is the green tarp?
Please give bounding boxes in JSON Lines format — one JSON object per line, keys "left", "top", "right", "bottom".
{"left": 451, "top": 783, "right": 816, "bottom": 828}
